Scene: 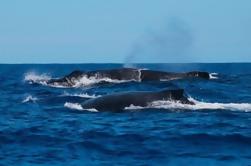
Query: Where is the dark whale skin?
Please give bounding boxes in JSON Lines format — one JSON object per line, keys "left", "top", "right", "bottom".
{"left": 140, "top": 70, "right": 210, "bottom": 81}
{"left": 81, "top": 89, "right": 194, "bottom": 112}
{"left": 47, "top": 68, "right": 210, "bottom": 87}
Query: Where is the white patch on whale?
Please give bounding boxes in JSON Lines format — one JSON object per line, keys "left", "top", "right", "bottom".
{"left": 137, "top": 69, "right": 142, "bottom": 82}
{"left": 136, "top": 68, "right": 148, "bottom": 82}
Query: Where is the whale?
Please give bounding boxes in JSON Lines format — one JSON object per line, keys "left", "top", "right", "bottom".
{"left": 80, "top": 89, "right": 194, "bottom": 112}
{"left": 47, "top": 68, "right": 210, "bottom": 87}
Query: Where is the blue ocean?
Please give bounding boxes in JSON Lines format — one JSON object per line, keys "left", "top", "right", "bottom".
{"left": 1, "top": 63, "right": 251, "bottom": 166}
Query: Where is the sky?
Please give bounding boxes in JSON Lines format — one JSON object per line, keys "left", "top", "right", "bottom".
{"left": 0, "top": 0, "right": 250, "bottom": 63}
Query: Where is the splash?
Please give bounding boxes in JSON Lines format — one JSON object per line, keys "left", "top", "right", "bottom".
{"left": 24, "top": 72, "right": 134, "bottom": 88}
{"left": 24, "top": 72, "right": 51, "bottom": 85}
{"left": 209, "top": 73, "right": 219, "bottom": 79}
{"left": 73, "top": 76, "right": 129, "bottom": 87}
{"left": 22, "top": 95, "right": 38, "bottom": 103}
{"left": 148, "top": 97, "right": 251, "bottom": 112}
{"left": 64, "top": 102, "right": 99, "bottom": 112}
{"left": 61, "top": 92, "right": 101, "bottom": 98}
{"left": 71, "top": 75, "right": 139, "bottom": 87}
{"left": 64, "top": 102, "right": 84, "bottom": 111}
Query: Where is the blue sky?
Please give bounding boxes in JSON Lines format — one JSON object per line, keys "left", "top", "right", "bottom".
{"left": 0, "top": 0, "right": 250, "bottom": 63}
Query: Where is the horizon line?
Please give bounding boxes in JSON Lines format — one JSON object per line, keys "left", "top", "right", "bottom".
{"left": 0, "top": 62, "right": 251, "bottom": 65}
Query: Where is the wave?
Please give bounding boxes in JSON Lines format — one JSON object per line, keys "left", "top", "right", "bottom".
{"left": 115, "top": 97, "right": 251, "bottom": 112}
{"left": 64, "top": 102, "right": 99, "bottom": 112}
{"left": 24, "top": 72, "right": 51, "bottom": 85}
{"left": 209, "top": 73, "right": 219, "bottom": 79}
{"left": 61, "top": 92, "right": 101, "bottom": 98}
{"left": 22, "top": 95, "right": 38, "bottom": 103}
{"left": 147, "top": 97, "right": 251, "bottom": 112}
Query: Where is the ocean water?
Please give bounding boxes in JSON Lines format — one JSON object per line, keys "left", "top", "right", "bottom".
{"left": 1, "top": 63, "right": 251, "bottom": 166}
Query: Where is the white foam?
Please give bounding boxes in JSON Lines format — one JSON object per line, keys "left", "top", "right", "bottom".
{"left": 72, "top": 75, "right": 135, "bottom": 87}
{"left": 48, "top": 83, "right": 70, "bottom": 88}
{"left": 22, "top": 95, "right": 38, "bottom": 103}
{"left": 64, "top": 102, "right": 84, "bottom": 110}
{"left": 61, "top": 92, "right": 101, "bottom": 98}
{"left": 209, "top": 73, "right": 219, "bottom": 79}
{"left": 65, "top": 97, "right": 251, "bottom": 112}
{"left": 148, "top": 97, "right": 251, "bottom": 112}
{"left": 24, "top": 72, "right": 51, "bottom": 85}
{"left": 64, "top": 102, "right": 99, "bottom": 112}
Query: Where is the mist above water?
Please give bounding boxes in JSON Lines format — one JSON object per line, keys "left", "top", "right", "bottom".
{"left": 124, "top": 18, "right": 194, "bottom": 67}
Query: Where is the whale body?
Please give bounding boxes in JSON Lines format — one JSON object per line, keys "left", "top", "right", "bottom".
{"left": 47, "top": 68, "right": 210, "bottom": 87}
{"left": 81, "top": 89, "right": 194, "bottom": 112}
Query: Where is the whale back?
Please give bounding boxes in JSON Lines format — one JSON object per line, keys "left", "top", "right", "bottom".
{"left": 186, "top": 71, "right": 210, "bottom": 79}
{"left": 140, "top": 70, "right": 172, "bottom": 81}
{"left": 87, "top": 68, "right": 139, "bottom": 80}
{"left": 158, "top": 89, "right": 184, "bottom": 100}
{"left": 159, "top": 89, "right": 194, "bottom": 104}
{"left": 81, "top": 88, "right": 193, "bottom": 112}
{"left": 67, "top": 70, "right": 84, "bottom": 78}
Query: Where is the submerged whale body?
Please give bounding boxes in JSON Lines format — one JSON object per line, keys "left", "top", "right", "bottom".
{"left": 47, "top": 68, "right": 210, "bottom": 87}
{"left": 81, "top": 89, "right": 194, "bottom": 112}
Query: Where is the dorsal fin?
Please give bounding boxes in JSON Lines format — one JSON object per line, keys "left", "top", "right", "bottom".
{"left": 67, "top": 70, "right": 84, "bottom": 78}
{"left": 160, "top": 89, "right": 184, "bottom": 100}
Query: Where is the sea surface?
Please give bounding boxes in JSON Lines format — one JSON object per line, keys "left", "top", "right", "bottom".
{"left": 0, "top": 63, "right": 251, "bottom": 166}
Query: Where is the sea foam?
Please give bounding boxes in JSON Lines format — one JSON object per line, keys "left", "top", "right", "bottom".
{"left": 61, "top": 92, "right": 101, "bottom": 98}
{"left": 148, "top": 97, "right": 251, "bottom": 112}
{"left": 72, "top": 76, "right": 134, "bottom": 87}
{"left": 64, "top": 102, "right": 99, "bottom": 112}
